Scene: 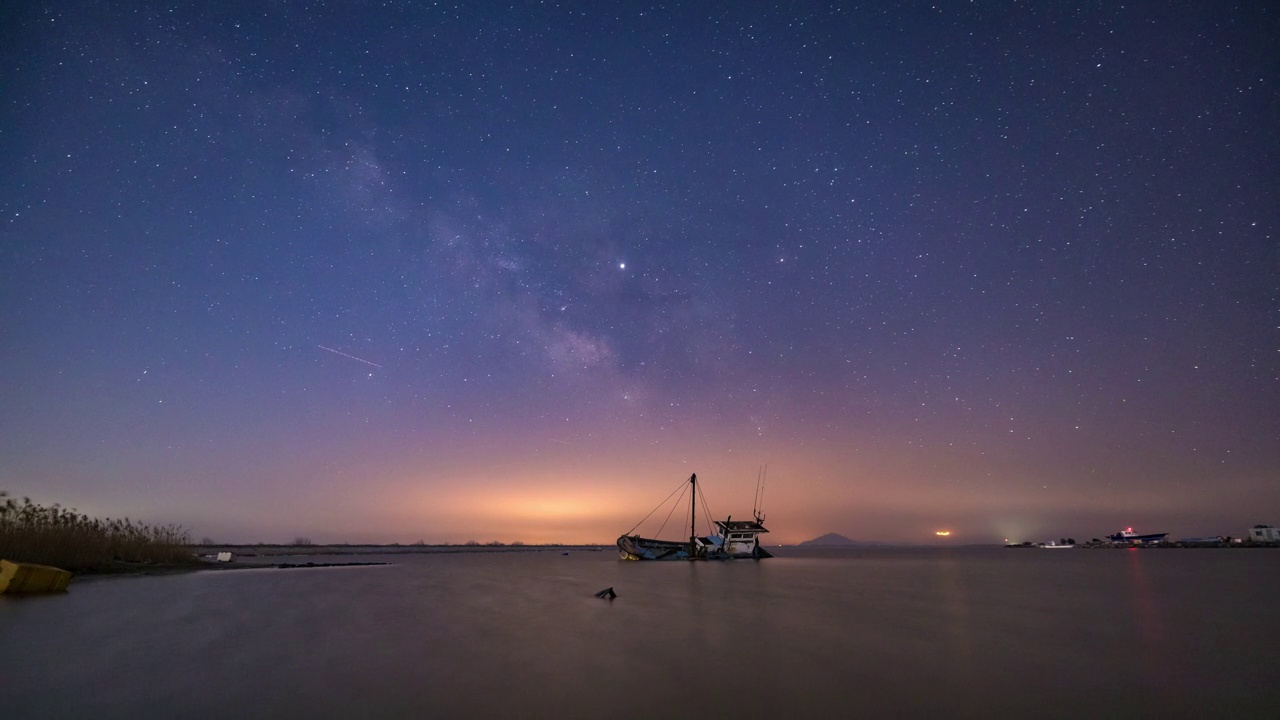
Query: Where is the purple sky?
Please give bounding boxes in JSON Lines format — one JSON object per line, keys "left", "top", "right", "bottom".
{"left": 2, "top": 2, "right": 1276, "bottom": 544}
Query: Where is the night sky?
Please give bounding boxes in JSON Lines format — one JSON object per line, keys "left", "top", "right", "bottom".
{"left": 2, "top": 2, "right": 1276, "bottom": 545}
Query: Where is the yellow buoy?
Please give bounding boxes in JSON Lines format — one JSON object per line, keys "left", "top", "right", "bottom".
{"left": 0, "top": 559, "right": 73, "bottom": 594}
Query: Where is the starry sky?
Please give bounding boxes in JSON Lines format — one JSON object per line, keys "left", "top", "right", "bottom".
{"left": 2, "top": 2, "right": 1276, "bottom": 545}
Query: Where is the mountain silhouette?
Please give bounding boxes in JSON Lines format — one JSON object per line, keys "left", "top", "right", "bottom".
{"left": 797, "top": 533, "right": 887, "bottom": 547}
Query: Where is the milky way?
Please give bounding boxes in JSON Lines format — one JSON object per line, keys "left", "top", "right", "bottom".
{"left": 1, "top": 2, "right": 1275, "bottom": 543}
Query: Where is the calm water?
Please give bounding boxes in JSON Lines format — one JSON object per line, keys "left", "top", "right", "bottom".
{"left": 3, "top": 547, "right": 1278, "bottom": 718}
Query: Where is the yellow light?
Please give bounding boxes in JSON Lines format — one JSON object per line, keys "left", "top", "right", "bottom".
{"left": 935, "top": 530, "right": 951, "bottom": 536}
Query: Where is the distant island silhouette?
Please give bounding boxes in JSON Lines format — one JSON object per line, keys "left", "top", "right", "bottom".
{"left": 796, "top": 533, "right": 891, "bottom": 548}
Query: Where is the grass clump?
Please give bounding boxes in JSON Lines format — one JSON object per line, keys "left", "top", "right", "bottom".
{"left": 0, "top": 491, "right": 197, "bottom": 572}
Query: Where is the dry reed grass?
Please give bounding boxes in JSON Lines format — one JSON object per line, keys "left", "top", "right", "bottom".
{"left": 0, "top": 491, "right": 196, "bottom": 572}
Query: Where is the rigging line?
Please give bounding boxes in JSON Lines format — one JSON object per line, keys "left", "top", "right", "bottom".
{"left": 625, "top": 477, "right": 691, "bottom": 535}
{"left": 753, "top": 465, "right": 767, "bottom": 517}
{"left": 695, "top": 481, "right": 715, "bottom": 536}
{"left": 752, "top": 467, "right": 760, "bottom": 516}
{"left": 752, "top": 466, "right": 762, "bottom": 515}
{"left": 655, "top": 484, "right": 688, "bottom": 540}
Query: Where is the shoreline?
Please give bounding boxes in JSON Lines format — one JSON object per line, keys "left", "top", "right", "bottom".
{"left": 69, "top": 559, "right": 395, "bottom": 583}
{"left": 65, "top": 544, "right": 609, "bottom": 582}
{"left": 191, "top": 544, "right": 608, "bottom": 557}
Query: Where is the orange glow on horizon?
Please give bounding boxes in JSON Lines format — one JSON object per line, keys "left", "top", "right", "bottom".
{"left": 935, "top": 530, "right": 951, "bottom": 536}
{"left": 387, "top": 474, "right": 656, "bottom": 543}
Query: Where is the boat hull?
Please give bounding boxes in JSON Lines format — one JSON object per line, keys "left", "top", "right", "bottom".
{"left": 1107, "top": 531, "right": 1169, "bottom": 544}
{"left": 617, "top": 535, "right": 691, "bottom": 561}
{"left": 617, "top": 535, "right": 772, "bottom": 561}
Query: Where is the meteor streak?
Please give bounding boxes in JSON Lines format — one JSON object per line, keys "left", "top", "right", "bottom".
{"left": 318, "top": 345, "right": 383, "bottom": 368}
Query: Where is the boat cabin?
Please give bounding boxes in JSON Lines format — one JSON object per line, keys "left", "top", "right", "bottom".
{"left": 710, "top": 518, "right": 769, "bottom": 557}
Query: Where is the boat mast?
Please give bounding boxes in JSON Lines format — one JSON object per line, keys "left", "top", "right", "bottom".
{"left": 689, "top": 473, "right": 697, "bottom": 552}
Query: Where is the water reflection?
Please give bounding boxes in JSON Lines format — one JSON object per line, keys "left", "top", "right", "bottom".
{"left": 1125, "top": 548, "right": 1165, "bottom": 647}
{"left": 1124, "top": 548, "right": 1202, "bottom": 709}
{"left": 934, "top": 555, "right": 975, "bottom": 680}
{"left": 2, "top": 548, "right": 1276, "bottom": 718}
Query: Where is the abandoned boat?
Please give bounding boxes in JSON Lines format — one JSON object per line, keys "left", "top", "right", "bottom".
{"left": 1106, "top": 527, "right": 1169, "bottom": 544}
{"left": 617, "top": 472, "right": 772, "bottom": 561}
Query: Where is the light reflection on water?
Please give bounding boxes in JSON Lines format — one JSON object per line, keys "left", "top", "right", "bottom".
{"left": 2, "top": 547, "right": 1278, "bottom": 718}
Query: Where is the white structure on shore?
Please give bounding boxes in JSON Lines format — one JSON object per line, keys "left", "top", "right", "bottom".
{"left": 1248, "top": 525, "right": 1280, "bottom": 542}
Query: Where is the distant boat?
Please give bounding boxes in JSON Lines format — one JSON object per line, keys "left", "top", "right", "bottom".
{"left": 1107, "top": 527, "right": 1169, "bottom": 544}
{"left": 1040, "top": 541, "right": 1075, "bottom": 549}
{"left": 617, "top": 473, "right": 772, "bottom": 561}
